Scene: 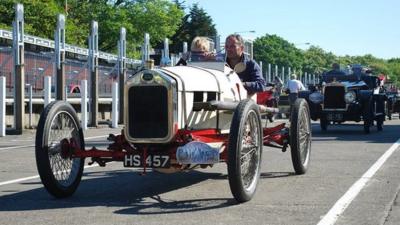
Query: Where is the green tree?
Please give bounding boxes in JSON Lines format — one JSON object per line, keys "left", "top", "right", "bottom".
{"left": 302, "top": 46, "right": 332, "bottom": 75}
{"left": 253, "top": 34, "right": 303, "bottom": 73}
{"left": 0, "top": 0, "right": 63, "bottom": 38}
{"left": 65, "top": 0, "right": 183, "bottom": 57}
{"left": 170, "top": 3, "right": 217, "bottom": 53}
{"left": 0, "top": 0, "right": 184, "bottom": 58}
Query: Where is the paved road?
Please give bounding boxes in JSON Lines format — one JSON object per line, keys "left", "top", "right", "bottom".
{"left": 0, "top": 118, "right": 399, "bottom": 225}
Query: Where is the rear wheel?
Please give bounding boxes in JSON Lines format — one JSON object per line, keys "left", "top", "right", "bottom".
{"left": 35, "top": 101, "right": 85, "bottom": 198}
{"left": 228, "top": 99, "right": 263, "bottom": 203}
{"left": 363, "top": 97, "right": 374, "bottom": 134}
{"left": 386, "top": 101, "right": 392, "bottom": 120}
{"left": 363, "top": 120, "right": 371, "bottom": 134}
{"left": 267, "top": 99, "right": 278, "bottom": 123}
{"left": 320, "top": 116, "right": 328, "bottom": 131}
{"left": 289, "top": 99, "right": 311, "bottom": 174}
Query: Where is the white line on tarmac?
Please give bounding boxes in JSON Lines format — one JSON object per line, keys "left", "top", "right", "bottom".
{"left": 0, "top": 135, "right": 109, "bottom": 151}
{"left": 0, "top": 135, "right": 110, "bottom": 186}
{"left": 0, "top": 164, "right": 99, "bottom": 187}
{"left": 317, "top": 138, "right": 400, "bottom": 225}
{"left": 0, "top": 145, "right": 35, "bottom": 151}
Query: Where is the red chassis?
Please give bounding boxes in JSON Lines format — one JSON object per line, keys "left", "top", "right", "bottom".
{"left": 63, "top": 88, "right": 284, "bottom": 171}
{"left": 65, "top": 125, "right": 289, "bottom": 171}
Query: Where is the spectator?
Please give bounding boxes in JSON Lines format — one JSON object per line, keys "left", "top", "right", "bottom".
{"left": 287, "top": 73, "right": 306, "bottom": 106}
{"left": 325, "top": 63, "right": 346, "bottom": 76}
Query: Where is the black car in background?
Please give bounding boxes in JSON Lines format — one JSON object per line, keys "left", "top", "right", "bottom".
{"left": 300, "top": 70, "right": 387, "bottom": 133}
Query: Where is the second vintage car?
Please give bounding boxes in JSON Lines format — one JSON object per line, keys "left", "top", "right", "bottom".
{"left": 300, "top": 66, "right": 387, "bottom": 133}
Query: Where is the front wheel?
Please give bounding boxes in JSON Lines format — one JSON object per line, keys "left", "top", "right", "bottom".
{"left": 377, "top": 115, "right": 384, "bottom": 131}
{"left": 228, "top": 99, "right": 263, "bottom": 203}
{"left": 35, "top": 101, "right": 85, "bottom": 198}
{"left": 289, "top": 99, "right": 312, "bottom": 174}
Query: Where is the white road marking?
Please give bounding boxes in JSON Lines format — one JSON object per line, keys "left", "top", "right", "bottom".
{"left": 0, "top": 164, "right": 99, "bottom": 187}
{"left": 0, "top": 134, "right": 111, "bottom": 186}
{"left": 317, "top": 138, "right": 400, "bottom": 225}
{"left": 0, "top": 145, "right": 35, "bottom": 151}
{"left": 0, "top": 134, "right": 109, "bottom": 151}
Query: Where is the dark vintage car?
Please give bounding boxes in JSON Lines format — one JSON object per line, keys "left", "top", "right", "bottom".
{"left": 386, "top": 91, "right": 400, "bottom": 120}
{"left": 300, "top": 71, "right": 387, "bottom": 133}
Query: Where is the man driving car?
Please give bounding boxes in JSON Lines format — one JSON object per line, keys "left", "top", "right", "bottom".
{"left": 225, "top": 34, "right": 266, "bottom": 95}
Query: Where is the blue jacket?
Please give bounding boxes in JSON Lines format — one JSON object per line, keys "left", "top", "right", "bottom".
{"left": 227, "top": 55, "right": 266, "bottom": 94}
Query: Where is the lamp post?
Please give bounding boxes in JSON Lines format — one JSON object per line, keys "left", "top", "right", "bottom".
{"left": 294, "top": 42, "right": 311, "bottom": 50}
{"left": 234, "top": 30, "right": 256, "bottom": 34}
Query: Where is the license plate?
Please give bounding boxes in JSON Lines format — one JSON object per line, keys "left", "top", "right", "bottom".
{"left": 327, "top": 113, "right": 343, "bottom": 121}
{"left": 124, "top": 154, "right": 170, "bottom": 168}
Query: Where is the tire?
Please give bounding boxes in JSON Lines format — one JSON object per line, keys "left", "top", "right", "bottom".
{"left": 267, "top": 114, "right": 274, "bottom": 123}
{"left": 363, "top": 98, "right": 373, "bottom": 134}
{"left": 377, "top": 115, "right": 384, "bottom": 131}
{"left": 267, "top": 99, "right": 278, "bottom": 123}
{"left": 363, "top": 120, "right": 371, "bottom": 134}
{"left": 387, "top": 103, "right": 392, "bottom": 120}
{"left": 35, "top": 101, "right": 85, "bottom": 198}
{"left": 228, "top": 99, "right": 263, "bottom": 203}
{"left": 320, "top": 116, "right": 328, "bottom": 131}
{"left": 289, "top": 99, "right": 312, "bottom": 174}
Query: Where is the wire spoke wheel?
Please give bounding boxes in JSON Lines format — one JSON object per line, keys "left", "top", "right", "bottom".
{"left": 239, "top": 112, "right": 261, "bottom": 190}
{"left": 48, "top": 111, "right": 81, "bottom": 187}
{"left": 289, "top": 98, "right": 311, "bottom": 174}
{"left": 228, "top": 99, "right": 262, "bottom": 203}
{"left": 35, "top": 101, "right": 85, "bottom": 198}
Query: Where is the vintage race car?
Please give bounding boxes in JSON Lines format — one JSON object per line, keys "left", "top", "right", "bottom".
{"left": 35, "top": 59, "right": 312, "bottom": 203}
{"left": 300, "top": 71, "right": 386, "bottom": 133}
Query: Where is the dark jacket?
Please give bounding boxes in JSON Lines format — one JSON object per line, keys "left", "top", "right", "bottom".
{"left": 227, "top": 55, "right": 266, "bottom": 94}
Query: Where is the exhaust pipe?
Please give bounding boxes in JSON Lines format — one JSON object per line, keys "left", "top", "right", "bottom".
{"left": 259, "top": 105, "right": 279, "bottom": 113}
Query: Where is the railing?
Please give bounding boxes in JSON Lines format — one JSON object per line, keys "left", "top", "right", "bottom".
{"left": 0, "top": 29, "right": 141, "bottom": 65}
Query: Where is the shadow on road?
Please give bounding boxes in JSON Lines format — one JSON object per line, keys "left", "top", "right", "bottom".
{"left": 311, "top": 122, "right": 400, "bottom": 144}
{"left": 0, "top": 169, "right": 238, "bottom": 214}
{"left": 0, "top": 166, "right": 300, "bottom": 214}
{"left": 260, "top": 172, "right": 295, "bottom": 179}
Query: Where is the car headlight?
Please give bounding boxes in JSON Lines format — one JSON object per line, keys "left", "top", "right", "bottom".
{"left": 309, "top": 92, "right": 324, "bottom": 104}
{"left": 344, "top": 91, "right": 356, "bottom": 103}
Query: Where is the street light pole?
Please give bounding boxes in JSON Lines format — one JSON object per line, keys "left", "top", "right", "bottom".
{"left": 234, "top": 30, "right": 256, "bottom": 34}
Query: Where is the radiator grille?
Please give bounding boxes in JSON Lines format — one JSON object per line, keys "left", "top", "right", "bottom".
{"left": 324, "top": 86, "right": 346, "bottom": 109}
{"left": 128, "top": 86, "right": 168, "bottom": 138}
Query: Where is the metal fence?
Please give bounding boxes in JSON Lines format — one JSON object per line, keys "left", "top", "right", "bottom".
{"left": 0, "top": 38, "right": 139, "bottom": 99}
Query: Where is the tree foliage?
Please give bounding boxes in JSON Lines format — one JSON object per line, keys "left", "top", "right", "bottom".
{"left": 170, "top": 3, "right": 217, "bottom": 53}
{"left": 253, "top": 33, "right": 400, "bottom": 86}
{"left": 0, "top": 0, "right": 184, "bottom": 58}
{"left": 253, "top": 34, "right": 303, "bottom": 73}
{"left": 0, "top": 0, "right": 63, "bottom": 38}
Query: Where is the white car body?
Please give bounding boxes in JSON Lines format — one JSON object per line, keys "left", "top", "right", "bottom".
{"left": 123, "top": 62, "right": 251, "bottom": 144}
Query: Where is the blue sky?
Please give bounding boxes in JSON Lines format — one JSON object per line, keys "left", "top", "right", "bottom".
{"left": 183, "top": 0, "right": 399, "bottom": 59}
